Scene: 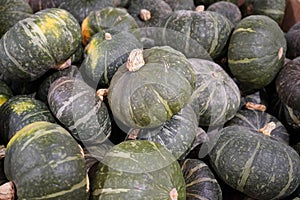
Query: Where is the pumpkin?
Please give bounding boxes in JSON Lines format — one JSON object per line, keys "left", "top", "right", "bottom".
{"left": 108, "top": 46, "right": 195, "bottom": 129}
{"left": 207, "top": 1, "right": 242, "bottom": 27}
{"left": 180, "top": 158, "right": 222, "bottom": 200}
{"left": 0, "top": 80, "right": 13, "bottom": 107}
{"left": 4, "top": 121, "right": 89, "bottom": 199}
{"left": 209, "top": 125, "right": 300, "bottom": 200}
{"left": 59, "top": 0, "right": 115, "bottom": 23}
{"left": 0, "top": 0, "right": 32, "bottom": 37}
{"left": 127, "top": 104, "right": 199, "bottom": 160}
{"left": 160, "top": 10, "right": 233, "bottom": 59}
{"left": 188, "top": 58, "right": 241, "bottom": 126}
{"left": 89, "top": 140, "right": 186, "bottom": 199}
{"left": 228, "top": 15, "right": 286, "bottom": 90}
{"left": 27, "top": 0, "right": 64, "bottom": 12}
{"left": 80, "top": 31, "right": 143, "bottom": 88}
{"left": 127, "top": 0, "right": 172, "bottom": 27}
{"left": 285, "top": 22, "right": 300, "bottom": 59}
{"left": 81, "top": 7, "right": 139, "bottom": 45}
{"left": 163, "top": 0, "right": 195, "bottom": 11}
{"left": 0, "top": 8, "right": 82, "bottom": 82}
{"left": 0, "top": 95, "right": 56, "bottom": 145}
{"left": 48, "top": 76, "right": 111, "bottom": 146}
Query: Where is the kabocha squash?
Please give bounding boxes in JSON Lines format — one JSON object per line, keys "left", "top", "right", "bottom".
{"left": 27, "top": 0, "right": 64, "bottom": 12}
{"left": 127, "top": 0, "right": 172, "bottom": 27}
{"left": 228, "top": 15, "right": 286, "bottom": 90}
{"left": 0, "top": 8, "right": 82, "bottom": 81}
{"left": 0, "top": 95, "right": 56, "bottom": 145}
{"left": 285, "top": 22, "right": 300, "bottom": 59}
{"left": 108, "top": 46, "right": 195, "bottom": 129}
{"left": 188, "top": 58, "right": 240, "bottom": 126}
{"left": 0, "top": 80, "right": 13, "bottom": 107}
{"left": 89, "top": 140, "right": 186, "bottom": 199}
{"left": 0, "top": 0, "right": 32, "bottom": 38}
{"left": 80, "top": 31, "right": 143, "bottom": 88}
{"left": 160, "top": 10, "right": 233, "bottom": 59}
{"left": 163, "top": 0, "right": 195, "bottom": 11}
{"left": 209, "top": 126, "right": 300, "bottom": 200}
{"left": 48, "top": 76, "right": 111, "bottom": 146}
{"left": 180, "top": 159, "right": 222, "bottom": 200}
{"left": 127, "top": 104, "right": 199, "bottom": 160}
{"left": 81, "top": 7, "right": 139, "bottom": 45}
{"left": 4, "top": 121, "right": 89, "bottom": 199}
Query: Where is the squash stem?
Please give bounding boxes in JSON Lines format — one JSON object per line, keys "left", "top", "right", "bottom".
{"left": 126, "top": 49, "right": 145, "bottom": 72}
{"left": 0, "top": 181, "right": 15, "bottom": 200}
{"left": 245, "top": 102, "right": 266, "bottom": 112}
{"left": 140, "top": 9, "right": 151, "bottom": 21}
{"left": 259, "top": 122, "right": 276, "bottom": 136}
{"left": 195, "top": 5, "right": 205, "bottom": 12}
{"left": 0, "top": 145, "right": 5, "bottom": 159}
{"left": 169, "top": 188, "right": 178, "bottom": 200}
{"left": 96, "top": 89, "right": 109, "bottom": 101}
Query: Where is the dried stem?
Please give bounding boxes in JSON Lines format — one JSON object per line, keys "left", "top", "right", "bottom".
{"left": 126, "top": 49, "right": 145, "bottom": 72}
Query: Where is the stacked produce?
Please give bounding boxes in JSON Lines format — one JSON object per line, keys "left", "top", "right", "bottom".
{"left": 0, "top": 0, "right": 300, "bottom": 199}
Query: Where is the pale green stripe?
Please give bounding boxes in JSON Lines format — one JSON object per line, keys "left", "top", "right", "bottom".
{"left": 93, "top": 188, "right": 131, "bottom": 196}
{"left": 228, "top": 57, "right": 259, "bottom": 64}
{"left": 234, "top": 28, "right": 256, "bottom": 33}
{"left": 209, "top": 12, "right": 219, "bottom": 55}
{"left": 187, "top": 193, "right": 209, "bottom": 200}
{"left": 186, "top": 163, "right": 207, "bottom": 180}
{"left": 186, "top": 177, "right": 218, "bottom": 187}
{"left": 47, "top": 79, "right": 74, "bottom": 103}
{"left": 151, "top": 87, "right": 173, "bottom": 118}
{"left": 213, "top": 137, "right": 235, "bottom": 169}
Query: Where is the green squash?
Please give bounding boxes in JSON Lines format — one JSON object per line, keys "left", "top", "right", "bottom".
{"left": 27, "top": 0, "right": 64, "bottom": 12}
{"left": 209, "top": 126, "right": 300, "bottom": 200}
{"left": 48, "top": 76, "right": 111, "bottom": 145}
{"left": 160, "top": 10, "right": 233, "bottom": 59}
{"left": 0, "top": 95, "right": 56, "bottom": 145}
{"left": 0, "top": 0, "right": 32, "bottom": 37}
{"left": 228, "top": 15, "right": 286, "bottom": 90}
{"left": 180, "top": 159, "right": 222, "bottom": 200}
{"left": 80, "top": 31, "right": 143, "bottom": 88}
{"left": 0, "top": 80, "right": 13, "bottom": 107}
{"left": 163, "top": 0, "right": 195, "bottom": 10}
{"left": 108, "top": 46, "right": 195, "bottom": 129}
{"left": 89, "top": 140, "right": 186, "bottom": 199}
{"left": 4, "top": 121, "right": 89, "bottom": 199}
{"left": 188, "top": 58, "right": 241, "bottom": 126}
{"left": 286, "top": 22, "right": 300, "bottom": 59}
{"left": 81, "top": 7, "right": 139, "bottom": 45}
{"left": 0, "top": 8, "right": 82, "bottom": 81}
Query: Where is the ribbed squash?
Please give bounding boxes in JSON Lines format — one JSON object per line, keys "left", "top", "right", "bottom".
{"left": 188, "top": 58, "right": 241, "bottom": 126}
{"left": 180, "top": 159, "right": 222, "bottom": 200}
{"left": 0, "top": 0, "right": 32, "bottom": 37}
{"left": 0, "top": 8, "right": 81, "bottom": 81}
{"left": 80, "top": 31, "right": 143, "bottom": 88}
{"left": 81, "top": 7, "right": 139, "bottom": 45}
{"left": 160, "top": 10, "right": 233, "bottom": 59}
{"left": 4, "top": 121, "right": 89, "bottom": 199}
{"left": 286, "top": 22, "right": 300, "bottom": 59}
{"left": 0, "top": 80, "right": 13, "bottom": 107}
{"left": 48, "top": 76, "right": 111, "bottom": 146}
{"left": 0, "top": 95, "right": 56, "bottom": 145}
{"left": 228, "top": 15, "right": 286, "bottom": 90}
{"left": 108, "top": 46, "right": 195, "bottom": 129}
{"left": 209, "top": 126, "right": 300, "bottom": 200}
{"left": 89, "top": 140, "right": 186, "bottom": 199}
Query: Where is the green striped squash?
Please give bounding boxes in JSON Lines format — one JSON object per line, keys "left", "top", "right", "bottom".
{"left": 0, "top": 8, "right": 81, "bottom": 81}
{"left": 90, "top": 140, "right": 186, "bottom": 199}
{"left": 209, "top": 126, "right": 300, "bottom": 200}
{"left": 48, "top": 76, "right": 111, "bottom": 145}
{"left": 0, "top": 80, "right": 13, "bottom": 107}
{"left": 0, "top": 95, "right": 56, "bottom": 145}
{"left": 228, "top": 15, "right": 286, "bottom": 90}
{"left": 180, "top": 159, "right": 222, "bottom": 200}
{"left": 4, "top": 121, "right": 89, "bottom": 199}
{"left": 0, "top": 0, "right": 32, "bottom": 37}
{"left": 108, "top": 46, "right": 195, "bottom": 129}
{"left": 188, "top": 58, "right": 241, "bottom": 126}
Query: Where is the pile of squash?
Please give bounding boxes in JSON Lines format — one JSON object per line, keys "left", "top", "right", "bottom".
{"left": 0, "top": 0, "right": 300, "bottom": 199}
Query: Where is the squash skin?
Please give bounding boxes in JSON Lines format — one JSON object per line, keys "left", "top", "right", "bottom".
{"left": 286, "top": 22, "right": 300, "bottom": 59}
{"left": 4, "top": 121, "right": 89, "bottom": 199}
{"left": 27, "top": 0, "right": 64, "bottom": 12}
{"left": 228, "top": 15, "right": 286, "bottom": 90}
{"left": 0, "top": 95, "right": 56, "bottom": 145}
{"left": 194, "top": 0, "right": 238, "bottom": 7}
{"left": 209, "top": 126, "right": 300, "bottom": 200}
{"left": 180, "top": 159, "right": 222, "bottom": 200}
{"left": 163, "top": 0, "right": 195, "bottom": 11}
{"left": 0, "top": 80, "right": 13, "bottom": 107}
{"left": 0, "top": 8, "right": 81, "bottom": 81}
{"left": 90, "top": 140, "right": 186, "bottom": 199}
{"left": 108, "top": 46, "right": 195, "bottom": 129}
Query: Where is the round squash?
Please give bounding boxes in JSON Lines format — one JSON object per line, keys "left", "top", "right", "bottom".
{"left": 108, "top": 46, "right": 196, "bottom": 129}
{"left": 209, "top": 125, "right": 300, "bottom": 200}
{"left": 80, "top": 31, "right": 143, "bottom": 88}
{"left": 89, "top": 140, "right": 186, "bottom": 199}
{"left": 0, "top": 80, "right": 13, "bottom": 107}
{"left": 160, "top": 10, "right": 233, "bottom": 59}
{"left": 188, "top": 58, "right": 241, "bottom": 126}
{"left": 286, "top": 22, "right": 300, "bottom": 59}
{"left": 4, "top": 121, "right": 89, "bottom": 199}
{"left": 0, "top": 0, "right": 32, "bottom": 37}
{"left": 0, "top": 8, "right": 81, "bottom": 82}
{"left": 180, "top": 158, "right": 222, "bottom": 200}
{"left": 48, "top": 76, "right": 111, "bottom": 146}
{"left": 228, "top": 15, "right": 286, "bottom": 90}
{"left": 0, "top": 95, "right": 56, "bottom": 145}
{"left": 81, "top": 7, "right": 139, "bottom": 45}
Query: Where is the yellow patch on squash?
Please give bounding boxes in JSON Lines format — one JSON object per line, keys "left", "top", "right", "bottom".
{"left": 11, "top": 101, "right": 36, "bottom": 115}
{"left": 0, "top": 96, "right": 8, "bottom": 107}
{"left": 38, "top": 15, "right": 61, "bottom": 38}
